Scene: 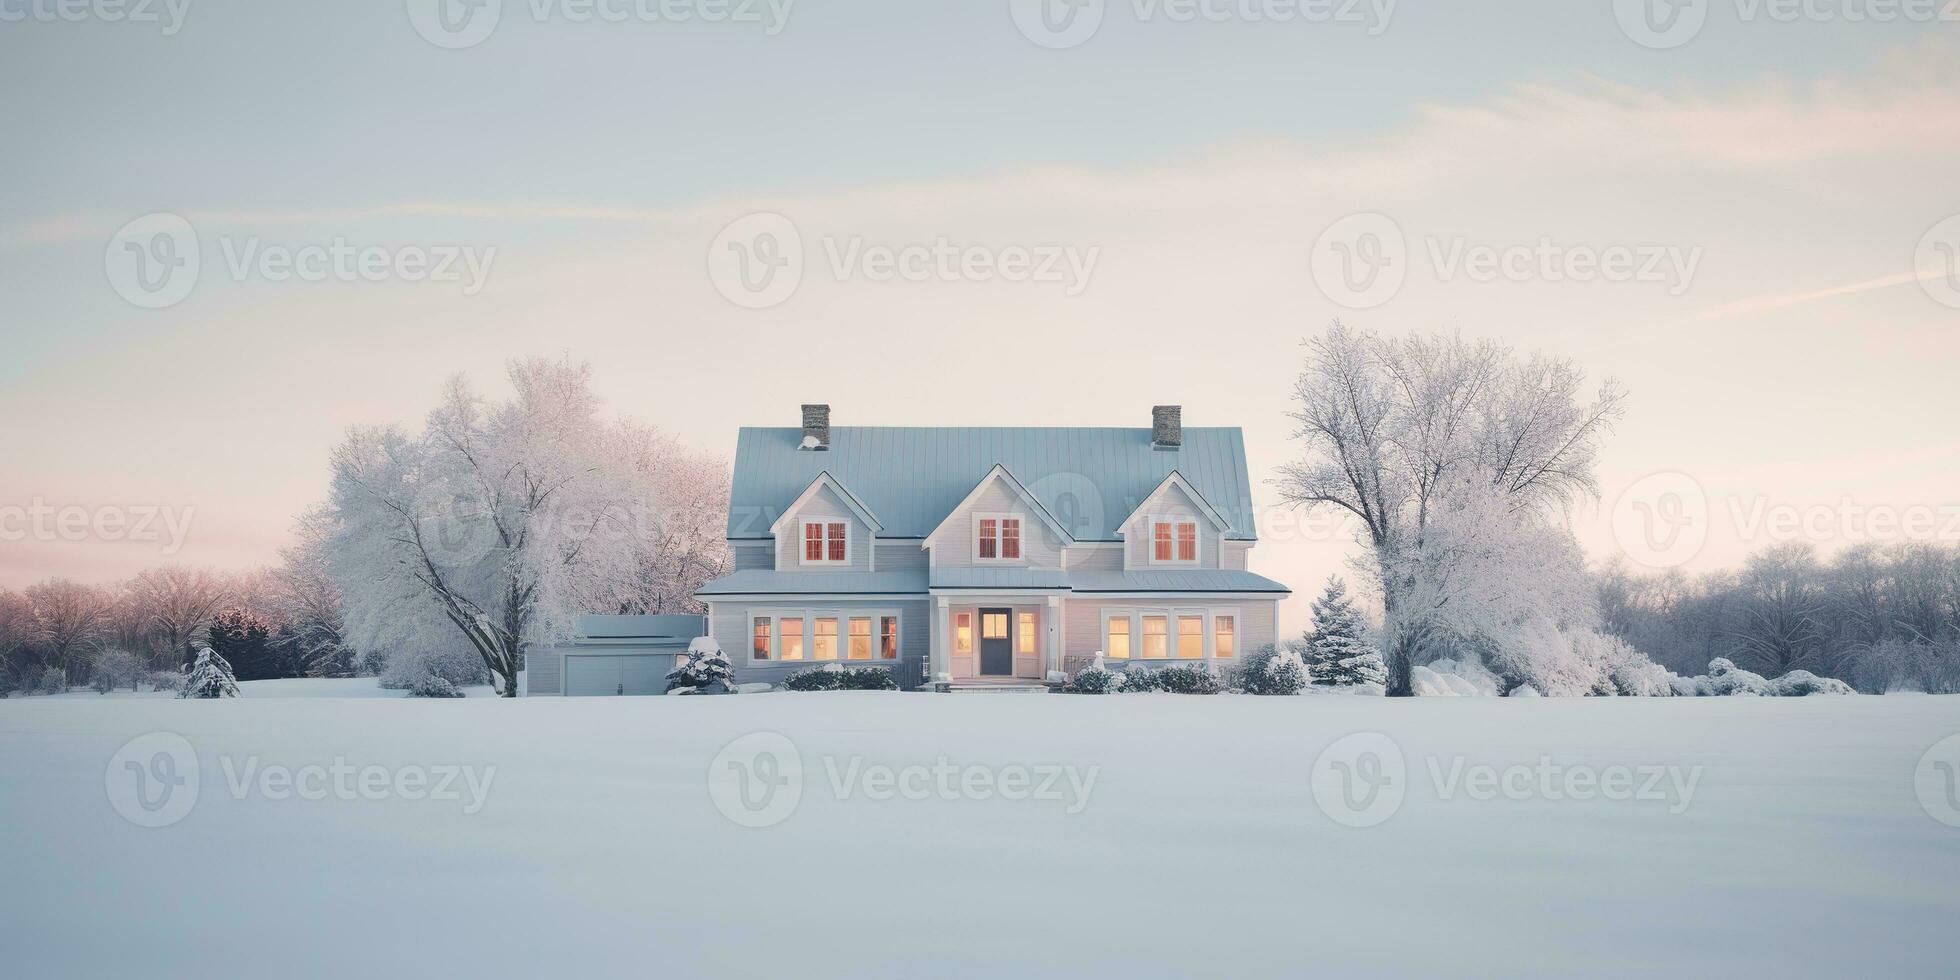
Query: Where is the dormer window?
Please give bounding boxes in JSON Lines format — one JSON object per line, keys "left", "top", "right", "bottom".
{"left": 801, "top": 520, "right": 848, "bottom": 564}
{"left": 1151, "top": 518, "right": 1198, "bottom": 564}
{"left": 975, "top": 514, "right": 1022, "bottom": 562}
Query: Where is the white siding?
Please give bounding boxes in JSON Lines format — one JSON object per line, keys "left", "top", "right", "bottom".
{"left": 773, "top": 483, "right": 873, "bottom": 572}
{"left": 929, "top": 479, "right": 1065, "bottom": 569}
{"left": 1120, "top": 482, "right": 1220, "bottom": 569}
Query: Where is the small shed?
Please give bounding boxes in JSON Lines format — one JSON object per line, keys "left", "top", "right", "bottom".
{"left": 528, "top": 614, "right": 708, "bottom": 696}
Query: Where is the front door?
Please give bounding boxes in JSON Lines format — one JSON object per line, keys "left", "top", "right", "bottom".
{"left": 979, "top": 609, "right": 1013, "bottom": 676}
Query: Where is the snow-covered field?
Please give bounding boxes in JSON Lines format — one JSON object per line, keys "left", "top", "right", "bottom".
{"left": 4, "top": 688, "right": 1958, "bottom": 979}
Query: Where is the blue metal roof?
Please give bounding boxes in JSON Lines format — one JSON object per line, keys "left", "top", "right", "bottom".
{"left": 929, "top": 567, "right": 1072, "bottom": 590}
{"left": 694, "top": 567, "right": 1288, "bottom": 597}
{"left": 575, "top": 614, "right": 706, "bottom": 641}
{"left": 695, "top": 569, "right": 929, "bottom": 596}
{"left": 726, "top": 426, "right": 1259, "bottom": 542}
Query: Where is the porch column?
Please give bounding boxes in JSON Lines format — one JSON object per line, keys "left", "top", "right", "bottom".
{"left": 931, "top": 596, "right": 951, "bottom": 689}
{"left": 1046, "top": 595, "right": 1066, "bottom": 681}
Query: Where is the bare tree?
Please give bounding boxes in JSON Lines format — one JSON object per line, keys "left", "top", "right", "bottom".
{"left": 0, "top": 589, "right": 32, "bottom": 681}
{"left": 1277, "top": 322, "right": 1624, "bottom": 695}
{"left": 129, "top": 567, "right": 231, "bottom": 669}
{"left": 26, "top": 580, "right": 112, "bottom": 683}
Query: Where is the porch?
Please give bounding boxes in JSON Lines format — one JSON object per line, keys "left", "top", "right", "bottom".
{"left": 928, "top": 593, "right": 1066, "bottom": 689}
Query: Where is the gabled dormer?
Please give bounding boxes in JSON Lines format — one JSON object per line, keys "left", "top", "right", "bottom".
{"left": 920, "top": 463, "right": 1072, "bottom": 569}
{"left": 769, "top": 471, "right": 882, "bottom": 571}
{"left": 1115, "top": 471, "right": 1233, "bottom": 569}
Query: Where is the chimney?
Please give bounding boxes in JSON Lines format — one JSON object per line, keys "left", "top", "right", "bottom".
{"left": 800, "top": 404, "right": 830, "bottom": 451}
{"left": 1152, "top": 405, "right": 1182, "bottom": 450}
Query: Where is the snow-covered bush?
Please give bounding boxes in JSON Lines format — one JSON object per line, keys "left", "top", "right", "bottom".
{"left": 1577, "top": 631, "right": 1677, "bottom": 697}
{"left": 35, "top": 666, "right": 67, "bottom": 695}
{"left": 1766, "top": 670, "right": 1855, "bottom": 697}
{"left": 1239, "top": 645, "right": 1309, "bottom": 695}
{"left": 91, "top": 649, "right": 144, "bottom": 693}
{"left": 1064, "top": 658, "right": 1127, "bottom": 694}
{"left": 1119, "top": 666, "right": 1162, "bottom": 693}
{"left": 782, "top": 664, "right": 843, "bottom": 691}
{"left": 1411, "top": 658, "right": 1502, "bottom": 697}
{"left": 407, "top": 674, "right": 463, "bottom": 698}
{"left": 380, "top": 644, "right": 489, "bottom": 691}
{"left": 1151, "top": 663, "right": 1221, "bottom": 695}
{"left": 1510, "top": 684, "right": 1542, "bottom": 698}
{"left": 179, "top": 648, "right": 240, "bottom": 699}
{"left": 838, "top": 666, "right": 897, "bottom": 690}
{"left": 665, "top": 637, "right": 737, "bottom": 695}
{"left": 1673, "top": 658, "right": 1858, "bottom": 697}
{"left": 780, "top": 664, "right": 894, "bottom": 691}
{"left": 145, "top": 670, "right": 183, "bottom": 693}
{"left": 1693, "top": 658, "right": 1771, "bottom": 697}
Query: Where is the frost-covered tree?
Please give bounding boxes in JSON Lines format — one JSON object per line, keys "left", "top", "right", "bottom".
{"left": 1277, "top": 323, "right": 1624, "bottom": 695}
{"left": 128, "top": 567, "right": 230, "bottom": 668}
{"left": 1378, "top": 476, "right": 1602, "bottom": 695}
{"left": 179, "top": 647, "right": 240, "bottom": 699}
{"left": 1304, "top": 577, "right": 1381, "bottom": 685}
{"left": 26, "top": 579, "right": 111, "bottom": 684}
{"left": 323, "top": 357, "right": 719, "bottom": 697}
{"left": 273, "top": 508, "right": 355, "bottom": 677}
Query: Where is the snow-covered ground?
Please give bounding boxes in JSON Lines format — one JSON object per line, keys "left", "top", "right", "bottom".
{"left": 3, "top": 688, "right": 1957, "bottom": 978}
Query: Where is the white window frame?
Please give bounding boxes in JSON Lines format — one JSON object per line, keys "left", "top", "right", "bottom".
{"left": 1144, "top": 515, "right": 1200, "bottom": 566}
{"left": 798, "top": 519, "right": 851, "bottom": 566}
{"left": 746, "top": 607, "right": 904, "bottom": 664}
{"left": 1210, "top": 608, "right": 1241, "bottom": 660}
{"left": 1098, "top": 606, "right": 1240, "bottom": 664}
{"left": 971, "top": 511, "right": 1027, "bottom": 564}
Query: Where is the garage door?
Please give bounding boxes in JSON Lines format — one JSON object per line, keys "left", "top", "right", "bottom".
{"left": 564, "top": 654, "right": 670, "bottom": 696}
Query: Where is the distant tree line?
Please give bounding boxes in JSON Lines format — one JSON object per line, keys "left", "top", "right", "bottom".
{"left": 1598, "top": 541, "right": 1960, "bottom": 693}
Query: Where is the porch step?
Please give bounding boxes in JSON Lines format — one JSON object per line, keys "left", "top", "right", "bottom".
{"left": 938, "top": 681, "right": 1056, "bottom": 694}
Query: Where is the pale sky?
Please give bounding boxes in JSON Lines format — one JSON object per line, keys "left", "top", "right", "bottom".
{"left": 2, "top": 2, "right": 1958, "bottom": 634}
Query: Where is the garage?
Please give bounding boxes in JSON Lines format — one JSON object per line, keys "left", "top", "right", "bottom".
{"left": 530, "top": 614, "right": 706, "bottom": 697}
{"left": 564, "top": 654, "right": 671, "bottom": 697}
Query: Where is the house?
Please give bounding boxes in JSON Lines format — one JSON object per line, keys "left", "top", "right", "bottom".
{"left": 692, "top": 405, "right": 1289, "bottom": 690}
{"left": 528, "top": 614, "right": 707, "bottom": 696}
